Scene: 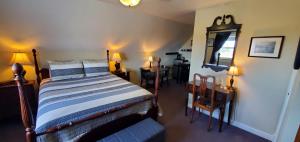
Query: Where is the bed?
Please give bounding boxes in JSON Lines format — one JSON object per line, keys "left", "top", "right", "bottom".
{"left": 12, "top": 49, "right": 161, "bottom": 142}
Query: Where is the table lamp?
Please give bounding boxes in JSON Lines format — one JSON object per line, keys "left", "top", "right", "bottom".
{"left": 148, "top": 56, "right": 153, "bottom": 68}
{"left": 112, "top": 53, "right": 122, "bottom": 73}
{"left": 227, "top": 66, "right": 239, "bottom": 88}
{"left": 10, "top": 52, "right": 31, "bottom": 82}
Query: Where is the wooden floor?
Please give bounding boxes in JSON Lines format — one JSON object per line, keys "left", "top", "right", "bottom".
{"left": 0, "top": 80, "right": 269, "bottom": 142}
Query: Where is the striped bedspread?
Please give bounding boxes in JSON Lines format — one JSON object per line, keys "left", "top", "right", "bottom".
{"left": 35, "top": 74, "right": 154, "bottom": 141}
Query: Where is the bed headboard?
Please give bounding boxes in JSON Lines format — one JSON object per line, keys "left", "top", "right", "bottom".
{"left": 32, "top": 49, "right": 110, "bottom": 85}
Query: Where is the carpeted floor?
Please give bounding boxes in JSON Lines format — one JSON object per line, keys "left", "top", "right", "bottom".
{"left": 0, "top": 80, "right": 269, "bottom": 142}
{"left": 157, "top": 81, "right": 269, "bottom": 142}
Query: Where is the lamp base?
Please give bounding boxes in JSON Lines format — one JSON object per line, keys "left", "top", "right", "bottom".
{"left": 12, "top": 69, "right": 28, "bottom": 83}
{"left": 115, "top": 62, "right": 121, "bottom": 72}
{"left": 230, "top": 76, "right": 234, "bottom": 88}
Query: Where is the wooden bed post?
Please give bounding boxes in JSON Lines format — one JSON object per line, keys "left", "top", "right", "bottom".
{"left": 154, "top": 58, "right": 161, "bottom": 106}
{"left": 12, "top": 63, "right": 36, "bottom": 142}
{"left": 107, "top": 50, "right": 110, "bottom": 72}
{"left": 32, "top": 49, "right": 41, "bottom": 85}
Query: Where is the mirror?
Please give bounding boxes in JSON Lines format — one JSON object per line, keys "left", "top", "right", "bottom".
{"left": 203, "top": 15, "right": 242, "bottom": 72}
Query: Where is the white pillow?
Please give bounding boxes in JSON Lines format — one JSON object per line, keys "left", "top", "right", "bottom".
{"left": 82, "top": 59, "right": 110, "bottom": 77}
{"left": 48, "top": 60, "right": 84, "bottom": 81}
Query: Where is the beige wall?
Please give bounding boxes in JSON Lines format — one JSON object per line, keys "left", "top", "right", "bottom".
{"left": 0, "top": 0, "right": 192, "bottom": 83}
{"left": 178, "top": 36, "right": 193, "bottom": 62}
{"left": 190, "top": 0, "right": 300, "bottom": 140}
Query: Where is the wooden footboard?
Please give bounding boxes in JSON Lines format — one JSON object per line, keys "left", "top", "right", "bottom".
{"left": 13, "top": 49, "right": 161, "bottom": 142}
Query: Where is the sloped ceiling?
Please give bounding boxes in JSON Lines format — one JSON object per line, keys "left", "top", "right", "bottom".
{"left": 100, "top": 0, "right": 235, "bottom": 25}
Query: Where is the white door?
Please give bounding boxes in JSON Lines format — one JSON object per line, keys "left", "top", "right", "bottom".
{"left": 276, "top": 70, "right": 300, "bottom": 142}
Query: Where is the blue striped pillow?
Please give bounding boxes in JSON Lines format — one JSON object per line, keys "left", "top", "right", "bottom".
{"left": 48, "top": 60, "right": 84, "bottom": 81}
{"left": 83, "top": 59, "right": 109, "bottom": 77}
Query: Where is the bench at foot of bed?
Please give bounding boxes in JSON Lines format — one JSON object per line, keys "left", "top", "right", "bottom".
{"left": 97, "top": 118, "right": 165, "bottom": 142}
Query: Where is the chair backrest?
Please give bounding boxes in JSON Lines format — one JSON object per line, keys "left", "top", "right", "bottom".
{"left": 140, "top": 68, "right": 150, "bottom": 79}
{"left": 192, "top": 73, "right": 216, "bottom": 109}
{"left": 160, "top": 66, "right": 169, "bottom": 77}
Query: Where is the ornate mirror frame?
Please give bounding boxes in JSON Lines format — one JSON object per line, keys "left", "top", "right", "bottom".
{"left": 202, "top": 15, "right": 242, "bottom": 72}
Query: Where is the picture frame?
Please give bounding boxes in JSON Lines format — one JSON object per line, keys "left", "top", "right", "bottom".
{"left": 248, "top": 36, "right": 285, "bottom": 58}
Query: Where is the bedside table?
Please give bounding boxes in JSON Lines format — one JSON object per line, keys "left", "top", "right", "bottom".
{"left": 0, "top": 80, "right": 36, "bottom": 121}
{"left": 112, "top": 71, "right": 130, "bottom": 81}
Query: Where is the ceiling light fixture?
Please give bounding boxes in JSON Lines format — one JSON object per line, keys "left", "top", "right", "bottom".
{"left": 120, "top": 0, "right": 141, "bottom": 7}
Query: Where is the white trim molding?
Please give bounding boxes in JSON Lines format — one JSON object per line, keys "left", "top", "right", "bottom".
{"left": 188, "top": 104, "right": 275, "bottom": 141}
{"left": 232, "top": 121, "right": 275, "bottom": 141}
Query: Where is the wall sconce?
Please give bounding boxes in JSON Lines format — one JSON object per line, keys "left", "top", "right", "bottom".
{"left": 10, "top": 52, "right": 31, "bottom": 82}
{"left": 112, "top": 53, "right": 122, "bottom": 73}
{"left": 148, "top": 56, "right": 153, "bottom": 68}
{"left": 227, "top": 66, "right": 239, "bottom": 88}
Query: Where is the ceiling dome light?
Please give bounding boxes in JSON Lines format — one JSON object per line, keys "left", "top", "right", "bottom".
{"left": 120, "top": 0, "right": 141, "bottom": 7}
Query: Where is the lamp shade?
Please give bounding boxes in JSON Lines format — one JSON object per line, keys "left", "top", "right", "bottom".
{"left": 148, "top": 56, "right": 153, "bottom": 62}
{"left": 228, "top": 66, "right": 239, "bottom": 76}
{"left": 112, "top": 53, "right": 122, "bottom": 62}
{"left": 10, "top": 52, "right": 31, "bottom": 65}
{"left": 120, "top": 0, "right": 141, "bottom": 7}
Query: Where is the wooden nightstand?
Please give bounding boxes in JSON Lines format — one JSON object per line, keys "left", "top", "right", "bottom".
{"left": 0, "top": 80, "right": 36, "bottom": 121}
{"left": 112, "top": 71, "right": 130, "bottom": 81}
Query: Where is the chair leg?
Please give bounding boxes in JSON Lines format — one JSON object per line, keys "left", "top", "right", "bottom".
{"left": 140, "top": 79, "right": 143, "bottom": 86}
{"left": 167, "top": 77, "right": 169, "bottom": 86}
{"left": 190, "top": 106, "right": 196, "bottom": 123}
{"left": 208, "top": 111, "right": 213, "bottom": 131}
{"left": 146, "top": 79, "right": 150, "bottom": 88}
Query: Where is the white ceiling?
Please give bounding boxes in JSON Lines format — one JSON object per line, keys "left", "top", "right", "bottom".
{"left": 99, "top": 0, "right": 235, "bottom": 25}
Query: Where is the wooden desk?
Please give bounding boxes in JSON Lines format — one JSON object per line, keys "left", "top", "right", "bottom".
{"left": 185, "top": 81, "right": 236, "bottom": 129}
{"left": 141, "top": 66, "right": 169, "bottom": 73}
{"left": 141, "top": 66, "right": 170, "bottom": 87}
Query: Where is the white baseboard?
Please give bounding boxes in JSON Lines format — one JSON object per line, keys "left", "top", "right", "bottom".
{"left": 231, "top": 121, "right": 275, "bottom": 141}
{"left": 189, "top": 107, "right": 275, "bottom": 141}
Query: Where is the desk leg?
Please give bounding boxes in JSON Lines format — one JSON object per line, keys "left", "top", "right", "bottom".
{"left": 227, "top": 92, "right": 236, "bottom": 126}
{"left": 185, "top": 92, "right": 189, "bottom": 116}
{"left": 219, "top": 104, "right": 225, "bottom": 132}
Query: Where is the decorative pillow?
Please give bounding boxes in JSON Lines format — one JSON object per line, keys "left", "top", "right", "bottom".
{"left": 83, "top": 59, "right": 109, "bottom": 77}
{"left": 48, "top": 60, "right": 84, "bottom": 81}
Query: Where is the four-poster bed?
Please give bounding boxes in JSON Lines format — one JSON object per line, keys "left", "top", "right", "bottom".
{"left": 12, "top": 49, "right": 161, "bottom": 142}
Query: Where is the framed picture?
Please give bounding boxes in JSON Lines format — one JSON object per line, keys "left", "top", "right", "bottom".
{"left": 248, "top": 36, "right": 285, "bottom": 58}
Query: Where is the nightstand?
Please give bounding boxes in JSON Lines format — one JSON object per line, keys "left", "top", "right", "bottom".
{"left": 0, "top": 80, "right": 36, "bottom": 121}
{"left": 112, "top": 71, "right": 130, "bottom": 81}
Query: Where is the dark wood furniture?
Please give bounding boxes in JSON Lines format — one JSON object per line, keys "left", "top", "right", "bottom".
{"left": 185, "top": 79, "right": 236, "bottom": 132}
{"left": 160, "top": 66, "right": 170, "bottom": 87}
{"left": 112, "top": 70, "right": 130, "bottom": 81}
{"left": 12, "top": 49, "right": 161, "bottom": 142}
{"left": 0, "top": 80, "right": 36, "bottom": 121}
{"left": 296, "top": 125, "right": 300, "bottom": 142}
{"left": 190, "top": 74, "right": 225, "bottom": 132}
{"left": 172, "top": 63, "right": 190, "bottom": 84}
{"left": 140, "top": 66, "right": 170, "bottom": 88}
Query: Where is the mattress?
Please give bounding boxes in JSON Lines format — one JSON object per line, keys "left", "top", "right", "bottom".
{"left": 35, "top": 74, "right": 154, "bottom": 142}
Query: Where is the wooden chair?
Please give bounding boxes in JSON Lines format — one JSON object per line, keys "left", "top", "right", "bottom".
{"left": 160, "top": 65, "right": 170, "bottom": 87}
{"left": 190, "top": 73, "right": 225, "bottom": 131}
{"left": 140, "top": 68, "right": 156, "bottom": 88}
